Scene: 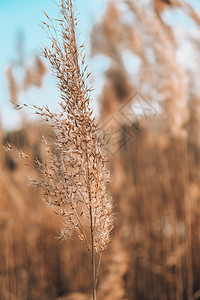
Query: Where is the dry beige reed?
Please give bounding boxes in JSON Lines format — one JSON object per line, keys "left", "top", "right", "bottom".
{"left": 7, "top": 1, "right": 114, "bottom": 299}
{"left": 90, "top": 0, "right": 200, "bottom": 299}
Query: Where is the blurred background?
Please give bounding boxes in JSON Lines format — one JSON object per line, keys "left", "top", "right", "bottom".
{"left": 1, "top": 0, "right": 200, "bottom": 299}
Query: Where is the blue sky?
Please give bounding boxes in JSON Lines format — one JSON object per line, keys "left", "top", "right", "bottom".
{"left": 0, "top": 0, "right": 200, "bottom": 130}
{"left": 0, "top": 0, "right": 106, "bottom": 130}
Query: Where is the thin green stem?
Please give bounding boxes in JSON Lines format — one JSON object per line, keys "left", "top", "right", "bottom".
{"left": 85, "top": 147, "right": 96, "bottom": 300}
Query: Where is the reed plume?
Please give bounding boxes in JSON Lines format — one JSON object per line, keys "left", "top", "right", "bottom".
{"left": 10, "top": 1, "right": 113, "bottom": 299}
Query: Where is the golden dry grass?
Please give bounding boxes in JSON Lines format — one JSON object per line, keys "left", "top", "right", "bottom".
{"left": 1, "top": 0, "right": 200, "bottom": 299}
